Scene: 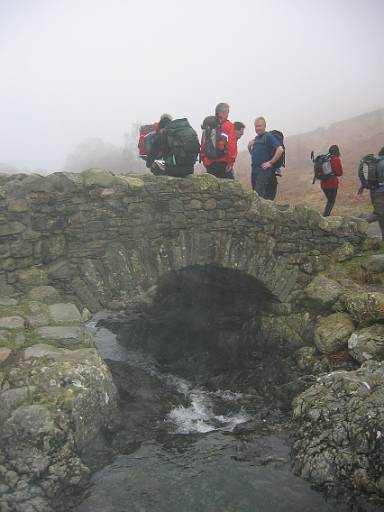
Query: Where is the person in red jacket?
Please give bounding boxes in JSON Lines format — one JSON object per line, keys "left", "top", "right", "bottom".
{"left": 321, "top": 144, "right": 343, "bottom": 216}
{"left": 200, "top": 102, "right": 237, "bottom": 179}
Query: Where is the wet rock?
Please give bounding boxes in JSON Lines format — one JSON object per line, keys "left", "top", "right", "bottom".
{"left": 348, "top": 324, "right": 384, "bottom": 363}
{"left": 293, "top": 360, "right": 384, "bottom": 498}
{"left": 314, "top": 312, "right": 355, "bottom": 354}
{"left": 342, "top": 291, "right": 384, "bottom": 326}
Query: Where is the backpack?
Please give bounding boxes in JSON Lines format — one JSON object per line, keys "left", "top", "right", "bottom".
{"left": 311, "top": 151, "right": 334, "bottom": 183}
{"left": 201, "top": 116, "right": 227, "bottom": 159}
{"left": 360, "top": 154, "right": 384, "bottom": 188}
{"left": 164, "top": 118, "right": 200, "bottom": 168}
{"left": 269, "top": 130, "right": 285, "bottom": 168}
{"left": 138, "top": 123, "right": 159, "bottom": 160}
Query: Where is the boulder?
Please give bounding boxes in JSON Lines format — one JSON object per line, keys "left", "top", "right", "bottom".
{"left": 48, "top": 303, "right": 82, "bottom": 324}
{"left": 293, "top": 360, "right": 384, "bottom": 497}
{"left": 362, "top": 255, "right": 384, "bottom": 273}
{"left": 0, "top": 297, "right": 18, "bottom": 306}
{"left": 0, "top": 347, "right": 12, "bottom": 364}
{"left": 314, "top": 312, "right": 355, "bottom": 353}
{"left": 333, "top": 242, "right": 355, "bottom": 262}
{"left": 0, "top": 316, "right": 25, "bottom": 330}
{"left": 348, "top": 324, "right": 384, "bottom": 364}
{"left": 16, "top": 268, "right": 48, "bottom": 287}
{"left": 257, "top": 313, "right": 315, "bottom": 350}
{"left": 342, "top": 291, "right": 384, "bottom": 326}
{"left": 35, "top": 325, "right": 94, "bottom": 347}
{"left": 0, "top": 386, "right": 36, "bottom": 424}
{"left": 302, "top": 276, "right": 343, "bottom": 310}
{"left": 27, "top": 286, "right": 61, "bottom": 304}
{"left": 295, "top": 346, "right": 329, "bottom": 373}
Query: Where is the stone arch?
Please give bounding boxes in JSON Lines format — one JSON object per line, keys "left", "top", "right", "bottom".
{"left": 68, "top": 229, "right": 298, "bottom": 312}
{"left": 0, "top": 169, "right": 366, "bottom": 310}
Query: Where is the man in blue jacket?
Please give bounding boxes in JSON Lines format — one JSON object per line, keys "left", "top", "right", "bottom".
{"left": 248, "top": 117, "right": 284, "bottom": 200}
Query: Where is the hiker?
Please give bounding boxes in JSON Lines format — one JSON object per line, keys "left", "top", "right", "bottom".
{"left": 248, "top": 117, "right": 284, "bottom": 200}
{"left": 145, "top": 114, "right": 172, "bottom": 174}
{"left": 200, "top": 102, "right": 237, "bottom": 179}
{"left": 320, "top": 145, "right": 343, "bottom": 217}
{"left": 147, "top": 114, "right": 200, "bottom": 177}
{"left": 234, "top": 121, "right": 245, "bottom": 141}
{"left": 358, "top": 146, "right": 384, "bottom": 239}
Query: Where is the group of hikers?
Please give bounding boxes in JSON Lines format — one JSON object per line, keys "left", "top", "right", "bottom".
{"left": 138, "top": 102, "right": 384, "bottom": 240}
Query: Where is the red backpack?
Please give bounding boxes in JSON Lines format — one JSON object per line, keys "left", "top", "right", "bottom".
{"left": 138, "top": 123, "right": 159, "bottom": 160}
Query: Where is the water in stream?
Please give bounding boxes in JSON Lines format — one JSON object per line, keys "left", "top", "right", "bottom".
{"left": 74, "top": 313, "right": 378, "bottom": 512}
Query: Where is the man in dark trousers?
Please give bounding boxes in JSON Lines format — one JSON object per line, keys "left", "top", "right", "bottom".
{"left": 248, "top": 117, "right": 284, "bottom": 200}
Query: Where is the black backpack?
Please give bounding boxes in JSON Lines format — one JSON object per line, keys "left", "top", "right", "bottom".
{"left": 269, "top": 130, "right": 285, "bottom": 169}
{"left": 165, "top": 118, "right": 200, "bottom": 168}
{"left": 201, "top": 116, "right": 227, "bottom": 159}
{"left": 360, "top": 154, "right": 384, "bottom": 188}
{"left": 311, "top": 151, "right": 334, "bottom": 183}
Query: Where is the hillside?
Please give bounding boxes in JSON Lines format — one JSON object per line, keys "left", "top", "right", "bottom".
{"left": 235, "top": 108, "right": 384, "bottom": 216}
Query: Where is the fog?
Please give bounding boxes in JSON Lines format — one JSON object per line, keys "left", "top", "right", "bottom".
{"left": 0, "top": 0, "right": 383, "bottom": 172}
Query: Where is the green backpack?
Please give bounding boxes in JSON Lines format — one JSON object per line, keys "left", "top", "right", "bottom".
{"left": 165, "top": 118, "right": 200, "bottom": 168}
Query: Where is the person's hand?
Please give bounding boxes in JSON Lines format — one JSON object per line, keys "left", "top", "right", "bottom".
{"left": 225, "top": 164, "right": 233, "bottom": 173}
{"left": 247, "top": 139, "right": 255, "bottom": 154}
{"left": 261, "top": 161, "right": 272, "bottom": 170}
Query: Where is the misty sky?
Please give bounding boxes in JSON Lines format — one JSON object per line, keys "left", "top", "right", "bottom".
{"left": 0, "top": 0, "right": 383, "bottom": 171}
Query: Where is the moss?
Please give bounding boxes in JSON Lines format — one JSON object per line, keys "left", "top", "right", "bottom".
{"left": 335, "top": 242, "right": 384, "bottom": 283}
{"left": 33, "top": 387, "right": 77, "bottom": 412}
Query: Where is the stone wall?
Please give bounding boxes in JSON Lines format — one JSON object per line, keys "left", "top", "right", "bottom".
{"left": 0, "top": 169, "right": 367, "bottom": 310}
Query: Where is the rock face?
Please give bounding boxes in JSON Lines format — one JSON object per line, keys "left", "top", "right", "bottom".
{"left": 293, "top": 361, "right": 384, "bottom": 497}
{"left": 0, "top": 292, "right": 118, "bottom": 512}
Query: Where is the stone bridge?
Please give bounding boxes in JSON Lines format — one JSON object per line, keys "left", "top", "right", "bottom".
{"left": 0, "top": 169, "right": 367, "bottom": 310}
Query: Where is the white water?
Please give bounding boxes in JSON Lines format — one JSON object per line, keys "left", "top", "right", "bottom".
{"left": 87, "top": 312, "right": 250, "bottom": 435}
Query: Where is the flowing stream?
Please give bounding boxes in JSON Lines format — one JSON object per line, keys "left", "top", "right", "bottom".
{"left": 73, "top": 312, "right": 375, "bottom": 512}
